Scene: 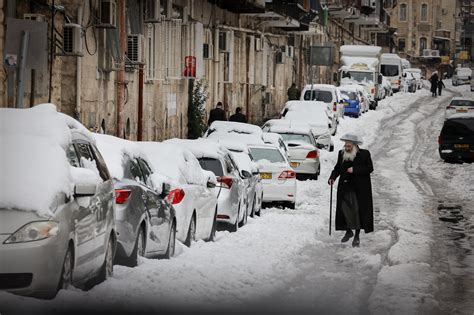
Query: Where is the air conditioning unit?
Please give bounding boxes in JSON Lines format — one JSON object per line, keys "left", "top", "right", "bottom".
{"left": 126, "top": 34, "right": 145, "bottom": 64}
{"left": 63, "top": 24, "right": 83, "bottom": 56}
{"left": 23, "top": 13, "right": 46, "bottom": 22}
{"left": 255, "top": 37, "right": 263, "bottom": 51}
{"left": 97, "top": 0, "right": 117, "bottom": 28}
{"left": 219, "top": 31, "right": 231, "bottom": 52}
{"left": 144, "top": 0, "right": 161, "bottom": 23}
{"left": 430, "top": 50, "right": 440, "bottom": 57}
{"left": 276, "top": 51, "right": 284, "bottom": 64}
{"left": 422, "top": 49, "right": 431, "bottom": 57}
{"left": 203, "top": 43, "right": 213, "bottom": 59}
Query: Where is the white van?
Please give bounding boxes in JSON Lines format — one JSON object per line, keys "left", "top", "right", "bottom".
{"left": 380, "top": 53, "right": 403, "bottom": 92}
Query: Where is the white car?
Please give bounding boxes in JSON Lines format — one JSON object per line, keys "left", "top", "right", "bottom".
{"left": 445, "top": 97, "right": 474, "bottom": 119}
{"left": 404, "top": 68, "right": 423, "bottom": 89}
{"left": 249, "top": 144, "right": 297, "bottom": 209}
{"left": 262, "top": 121, "right": 321, "bottom": 180}
{"left": 281, "top": 100, "right": 337, "bottom": 136}
{"left": 262, "top": 132, "right": 289, "bottom": 159}
{"left": 204, "top": 121, "right": 264, "bottom": 141}
{"left": 300, "top": 84, "right": 345, "bottom": 125}
{"left": 452, "top": 67, "right": 472, "bottom": 86}
{"left": 166, "top": 139, "right": 247, "bottom": 232}
{"left": 139, "top": 142, "right": 218, "bottom": 246}
{"left": 381, "top": 76, "right": 393, "bottom": 97}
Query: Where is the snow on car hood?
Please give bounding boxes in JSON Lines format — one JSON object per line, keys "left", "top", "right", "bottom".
{"left": 206, "top": 121, "right": 263, "bottom": 138}
{"left": 0, "top": 104, "right": 78, "bottom": 216}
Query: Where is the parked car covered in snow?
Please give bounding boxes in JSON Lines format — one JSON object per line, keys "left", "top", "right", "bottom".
{"left": 0, "top": 104, "right": 116, "bottom": 298}
{"left": 381, "top": 75, "right": 393, "bottom": 97}
{"left": 262, "top": 132, "right": 289, "bottom": 159}
{"left": 167, "top": 139, "right": 247, "bottom": 232}
{"left": 281, "top": 100, "right": 337, "bottom": 135}
{"left": 445, "top": 97, "right": 474, "bottom": 119}
{"left": 300, "top": 84, "right": 345, "bottom": 126}
{"left": 402, "top": 70, "right": 417, "bottom": 93}
{"left": 438, "top": 113, "right": 474, "bottom": 162}
{"left": 139, "top": 142, "right": 218, "bottom": 246}
{"left": 404, "top": 68, "right": 423, "bottom": 89}
{"left": 338, "top": 85, "right": 364, "bottom": 118}
{"left": 249, "top": 144, "right": 297, "bottom": 209}
{"left": 262, "top": 121, "right": 321, "bottom": 180}
{"left": 452, "top": 67, "right": 472, "bottom": 86}
{"left": 204, "top": 121, "right": 264, "bottom": 142}
{"left": 94, "top": 134, "right": 177, "bottom": 264}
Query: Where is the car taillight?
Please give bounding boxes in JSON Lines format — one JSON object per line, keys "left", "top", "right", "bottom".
{"left": 306, "top": 150, "right": 318, "bottom": 159}
{"left": 217, "top": 176, "right": 233, "bottom": 188}
{"left": 333, "top": 102, "right": 337, "bottom": 112}
{"left": 115, "top": 189, "right": 132, "bottom": 204}
{"left": 279, "top": 170, "right": 296, "bottom": 180}
{"left": 446, "top": 106, "right": 454, "bottom": 109}
{"left": 168, "top": 188, "right": 185, "bottom": 205}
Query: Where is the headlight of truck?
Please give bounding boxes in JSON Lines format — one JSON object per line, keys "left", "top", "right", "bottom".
{"left": 4, "top": 221, "right": 59, "bottom": 244}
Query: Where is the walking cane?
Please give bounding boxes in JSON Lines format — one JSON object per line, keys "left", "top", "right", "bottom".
{"left": 329, "top": 182, "right": 333, "bottom": 236}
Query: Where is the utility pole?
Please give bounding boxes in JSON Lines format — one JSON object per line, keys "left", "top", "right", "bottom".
{"left": 16, "top": 30, "right": 29, "bottom": 108}
{"left": 116, "top": 0, "right": 126, "bottom": 138}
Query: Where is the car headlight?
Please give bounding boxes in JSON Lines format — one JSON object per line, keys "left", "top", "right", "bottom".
{"left": 4, "top": 221, "right": 59, "bottom": 244}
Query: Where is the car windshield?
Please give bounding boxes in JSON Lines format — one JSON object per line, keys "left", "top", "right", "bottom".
{"left": 442, "top": 119, "right": 474, "bottom": 136}
{"left": 340, "top": 91, "right": 357, "bottom": 100}
{"left": 250, "top": 148, "right": 285, "bottom": 163}
{"left": 381, "top": 65, "right": 399, "bottom": 77}
{"left": 456, "top": 69, "right": 472, "bottom": 76}
{"left": 450, "top": 99, "right": 474, "bottom": 107}
{"left": 198, "top": 158, "right": 223, "bottom": 176}
{"left": 279, "top": 133, "right": 312, "bottom": 145}
{"left": 303, "top": 90, "right": 333, "bottom": 102}
{"left": 343, "top": 71, "right": 374, "bottom": 83}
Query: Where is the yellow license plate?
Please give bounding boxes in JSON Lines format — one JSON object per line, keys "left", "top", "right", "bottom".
{"left": 344, "top": 102, "right": 349, "bottom": 106}
{"left": 260, "top": 173, "right": 272, "bottom": 179}
{"left": 290, "top": 162, "right": 300, "bottom": 168}
{"left": 456, "top": 109, "right": 468, "bottom": 113}
{"left": 454, "top": 144, "right": 469, "bottom": 149}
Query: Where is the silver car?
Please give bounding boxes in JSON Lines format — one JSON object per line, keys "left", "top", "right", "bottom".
{"left": 94, "top": 134, "right": 177, "bottom": 266}
{"left": 0, "top": 106, "right": 116, "bottom": 299}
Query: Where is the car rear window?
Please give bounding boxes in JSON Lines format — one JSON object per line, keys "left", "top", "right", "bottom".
{"left": 198, "top": 158, "right": 224, "bottom": 176}
{"left": 340, "top": 91, "right": 357, "bottom": 100}
{"left": 250, "top": 148, "right": 285, "bottom": 163}
{"left": 449, "top": 99, "right": 474, "bottom": 107}
{"left": 381, "top": 64, "right": 399, "bottom": 77}
{"left": 303, "top": 90, "right": 333, "bottom": 102}
{"left": 442, "top": 119, "right": 474, "bottom": 136}
{"left": 279, "top": 133, "right": 312, "bottom": 145}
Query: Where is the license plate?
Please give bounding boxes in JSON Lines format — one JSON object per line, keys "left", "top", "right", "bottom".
{"left": 260, "top": 173, "right": 272, "bottom": 179}
{"left": 344, "top": 102, "right": 349, "bottom": 107}
{"left": 456, "top": 109, "right": 468, "bottom": 113}
{"left": 290, "top": 162, "right": 300, "bottom": 168}
{"left": 454, "top": 144, "right": 469, "bottom": 149}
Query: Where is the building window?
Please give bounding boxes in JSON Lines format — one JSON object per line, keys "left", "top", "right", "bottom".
{"left": 420, "top": 37, "right": 427, "bottom": 55}
{"left": 421, "top": 4, "right": 428, "bottom": 22}
{"left": 399, "top": 3, "right": 407, "bottom": 21}
{"left": 398, "top": 38, "right": 406, "bottom": 52}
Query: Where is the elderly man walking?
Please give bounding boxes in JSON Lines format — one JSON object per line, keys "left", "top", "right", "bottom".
{"left": 328, "top": 134, "right": 374, "bottom": 247}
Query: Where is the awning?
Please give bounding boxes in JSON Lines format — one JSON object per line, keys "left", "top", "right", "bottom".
{"left": 433, "top": 36, "right": 451, "bottom": 41}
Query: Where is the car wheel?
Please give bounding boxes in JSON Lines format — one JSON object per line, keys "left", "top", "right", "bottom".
{"left": 127, "top": 226, "right": 145, "bottom": 267}
{"left": 58, "top": 246, "right": 73, "bottom": 291}
{"left": 99, "top": 236, "right": 114, "bottom": 282}
{"left": 206, "top": 210, "right": 217, "bottom": 242}
{"left": 184, "top": 214, "right": 196, "bottom": 247}
{"left": 164, "top": 221, "right": 176, "bottom": 259}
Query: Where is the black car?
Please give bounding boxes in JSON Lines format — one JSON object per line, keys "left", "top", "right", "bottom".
{"left": 438, "top": 114, "right": 474, "bottom": 162}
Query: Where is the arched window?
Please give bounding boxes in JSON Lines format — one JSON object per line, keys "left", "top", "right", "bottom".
{"left": 421, "top": 4, "right": 428, "bottom": 22}
{"left": 398, "top": 38, "right": 406, "bottom": 52}
{"left": 399, "top": 3, "right": 407, "bottom": 21}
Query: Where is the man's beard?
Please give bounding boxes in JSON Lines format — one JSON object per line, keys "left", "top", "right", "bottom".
{"left": 343, "top": 146, "right": 358, "bottom": 161}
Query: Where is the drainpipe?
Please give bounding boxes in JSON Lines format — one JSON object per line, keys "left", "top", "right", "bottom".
{"left": 116, "top": 0, "right": 126, "bottom": 138}
{"left": 213, "top": 27, "right": 219, "bottom": 107}
{"left": 76, "top": 5, "right": 83, "bottom": 121}
{"left": 137, "top": 65, "right": 144, "bottom": 141}
{"left": 246, "top": 35, "right": 250, "bottom": 122}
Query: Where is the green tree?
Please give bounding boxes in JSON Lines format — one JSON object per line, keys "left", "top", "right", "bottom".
{"left": 187, "top": 78, "right": 208, "bottom": 139}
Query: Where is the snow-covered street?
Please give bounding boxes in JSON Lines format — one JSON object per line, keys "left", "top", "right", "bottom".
{"left": 1, "top": 84, "right": 473, "bottom": 314}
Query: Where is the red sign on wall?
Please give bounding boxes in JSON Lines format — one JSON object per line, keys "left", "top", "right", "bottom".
{"left": 183, "top": 55, "right": 196, "bottom": 77}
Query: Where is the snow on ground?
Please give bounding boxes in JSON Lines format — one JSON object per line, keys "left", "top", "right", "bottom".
{"left": 1, "top": 84, "right": 472, "bottom": 314}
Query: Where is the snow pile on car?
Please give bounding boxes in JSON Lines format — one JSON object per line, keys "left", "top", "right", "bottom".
{"left": 206, "top": 121, "right": 263, "bottom": 137}
{"left": 0, "top": 104, "right": 76, "bottom": 216}
{"left": 166, "top": 138, "right": 229, "bottom": 160}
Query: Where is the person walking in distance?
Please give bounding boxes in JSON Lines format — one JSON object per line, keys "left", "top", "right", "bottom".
{"left": 208, "top": 102, "right": 227, "bottom": 126}
{"left": 287, "top": 83, "right": 300, "bottom": 101}
{"left": 328, "top": 134, "right": 374, "bottom": 247}
{"left": 229, "top": 107, "right": 248, "bottom": 123}
{"left": 437, "top": 78, "right": 446, "bottom": 96}
{"left": 430, "top": 71, "right": 439, "bottom": 97}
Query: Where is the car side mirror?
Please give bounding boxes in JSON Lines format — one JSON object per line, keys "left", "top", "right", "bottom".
{"left": 378, "top": 74, "right": 383, "bottom": 84}
{"left": 333, "top": 72, "right": 338, "bottom": 82}
{"left": 74, "top": 183, "right": 97, "bottom": 197}
{"left": 207, "top": 180, "right": 216, "bottom": 189}
{"left": 316, "top": 142, "right": 325, "bottom": 149}
{"left": 241, "top": 170, "right": 252, "bottom": 179}
{"left": 160, "top": 182, "right": 171, "bottom": 198}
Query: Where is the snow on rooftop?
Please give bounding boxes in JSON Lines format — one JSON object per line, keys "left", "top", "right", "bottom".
{"left": 93, "top": 133, "right": 147, "bottom": 180}
{"left": 0, "top": 104, "right": 80, "bottom": 216}
{"left": 340, "top": 56, "right": 379, "bottom": 69}
{"left": 340, "top": 45, "right": 382, "bottom": 57}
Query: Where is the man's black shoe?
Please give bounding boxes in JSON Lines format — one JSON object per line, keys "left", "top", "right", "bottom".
{"left": 341, "top": 230, "right": 354, "bottom": 243}
{"left": 352, "top": 237, "right": 360, "bottom": 247}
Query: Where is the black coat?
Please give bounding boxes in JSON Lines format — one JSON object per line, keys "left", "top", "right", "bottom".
{"left": 208, "top": 108, "right": 226, "bottom": 126}
{"left": 229, "top": 112, "right": 248, "bottom": 123}
{"left": 430, "top": 74, "right": 439, "bottom": 93}
{"left": 329, "top": 149, "right": 374, "bottom": 233}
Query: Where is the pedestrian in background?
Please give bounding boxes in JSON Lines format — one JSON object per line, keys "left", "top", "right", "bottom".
{"left": 328, "top": 134, "right": 374, "bottom": 247}
{"left": 430, "top": 71, "right": 439, "bottom": 97}
{"left": 208, "top": 102, "right": 227, "bottom": 126}
{"left": 437, "top": 78, "right": 446, "bottom": 96}
{"left": 229, "top": 107, "right": 248, "bottom": 123}
{"left": 287, "top": 83, "right": 300, "bottom": 101}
